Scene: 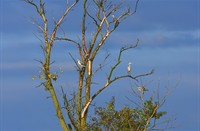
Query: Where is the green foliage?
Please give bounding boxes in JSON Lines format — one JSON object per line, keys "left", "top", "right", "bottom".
{"left": 88, "top": 96, "right": 167, "bottom": 131}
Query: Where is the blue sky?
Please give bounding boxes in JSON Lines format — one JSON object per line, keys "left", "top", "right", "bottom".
{"left": 1, "top": 0, "right": 199, "bottom": 130}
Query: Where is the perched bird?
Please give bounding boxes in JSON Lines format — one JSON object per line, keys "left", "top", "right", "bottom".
{"left": 112, "top": 14, "right": 117, "bottom": 22}
{"left": 127, "top": 62, "right": 132, "bottom": 74}
{"left": 137, "top": 86, "right": 148, "bottom": 94}
{"left": 112, "top": 15, "right": 115, "bottom": 19}
{"left": 77, "top": 59, "right": 85, "bottom": 68}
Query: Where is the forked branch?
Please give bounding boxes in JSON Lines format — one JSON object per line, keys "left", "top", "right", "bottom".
{"left": 81, "top": 39, "right": 154, "bottom": 118}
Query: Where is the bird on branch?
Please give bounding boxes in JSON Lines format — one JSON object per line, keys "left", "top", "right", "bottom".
{"left": 137, "top": 86, "right": 148, "bottom": 94}
{"left": 112, "top": 14, "right": 118, "bottom": 22}
{"left": 127, "top": 62, "right": 132, "bottom": 74}
{"left": 77, "top": 59, "right": 85, "bottom": 68}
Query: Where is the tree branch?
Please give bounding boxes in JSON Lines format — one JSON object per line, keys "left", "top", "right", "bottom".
{"left": 81, "top": 0, "right": 89, "bottom": 57}
{"left": 61, "top": 87, "right": 78, "bottom": 130}
{"left": 49, "top": 0, "right": 79, "bottom": 45}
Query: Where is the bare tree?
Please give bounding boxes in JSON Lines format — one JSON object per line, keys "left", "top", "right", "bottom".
{"left": 24, "top": 0, "right": 154, "bottom": 130}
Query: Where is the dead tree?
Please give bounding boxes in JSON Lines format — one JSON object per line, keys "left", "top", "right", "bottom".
{"left": 24, "top": 0, "right": 154, "bottom": 130}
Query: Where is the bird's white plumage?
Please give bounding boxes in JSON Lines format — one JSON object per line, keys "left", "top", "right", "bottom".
{"left": 127, "top": 62, "right": 132, "bottom": 74}
{"left": 137, "top": 86, "right": 148, "bottom": 94}
{"left": 112, "top": 15, "right": 115, "bottom": 18}
{"left": 77, "top": 59, "right": 85, "bottom": 68}
{"left": 112, "top": 15, "right": 117, "bottom": 22}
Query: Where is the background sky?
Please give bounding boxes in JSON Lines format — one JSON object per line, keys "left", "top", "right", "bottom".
{"left": 1, "top": 0, "right": 199, "bottom": 131}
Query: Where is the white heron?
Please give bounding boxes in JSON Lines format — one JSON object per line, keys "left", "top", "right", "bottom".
{"left": 112, "top": 15, "right": 115, "bottom": 18}
{"left": 137, "top": 86, "right": 148, "bottom": 94}
{"left": 112, "top": 15, "right": 117, "bottom": 22}
{"left": 77, "top": 59, "right": 85, "bottom": 68}
{"left": 127, "top": 62, "right": 132, "bottom": 74}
